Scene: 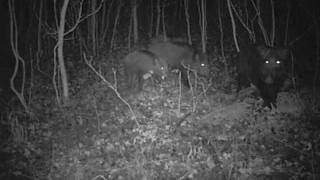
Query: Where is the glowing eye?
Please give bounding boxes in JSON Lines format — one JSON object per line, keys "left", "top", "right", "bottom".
{"left": 276, "top": 60, "right": 281, "bottom": 64}
{"left": 265, "top": 60, "right": 269, "bottom": 64}
{"left": 200, "top": 63, "right": 205, "bottom": 67}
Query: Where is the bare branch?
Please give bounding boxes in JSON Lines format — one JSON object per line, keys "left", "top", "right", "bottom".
{"left": 64, "top": 0, "right": 105, "bottom": 36}
{"left": 230, "top": 2, "right": 253, "bottom": 37}
{"left": 8, "top": 0, "right": 29, "bottom": 113}
{"left": 83, "top": 53, "right": 139, "bottom": 126}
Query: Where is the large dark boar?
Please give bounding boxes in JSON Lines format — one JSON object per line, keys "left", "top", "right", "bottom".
{"left": 237, "top": 44, "right": 289, "bottom": 107}
{"left": 123, "top": 50, "right": 168, "bottom": 90}
{"left": 148, "top": 41, "right": 210, "bottom": 87}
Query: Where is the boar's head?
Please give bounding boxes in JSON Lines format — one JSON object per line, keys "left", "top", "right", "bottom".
{"left": 152, "top": 56, "right": 169, "bottom": 80}
{"left": 256, "top": 45, "right": 289, "bottom": 85}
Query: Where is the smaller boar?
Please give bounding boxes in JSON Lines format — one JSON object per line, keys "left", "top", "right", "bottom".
{"left": 148, "top": 41, "right": 210, "bottom": 87}
{"left": 123, "top": 50, "right": 168, "bottom": 90}
{"left": 237, "top": 44, "right": 289, "bottom": 107}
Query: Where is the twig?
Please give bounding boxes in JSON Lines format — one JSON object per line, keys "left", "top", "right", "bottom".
{"left": 173, "top": 112, "right": 192, "bottom": 133}
{"left": 91, "top": 175, "right": 107, "bottom": 180}
{"left": 83, "top": 53, "right": 139, "bottom": 126}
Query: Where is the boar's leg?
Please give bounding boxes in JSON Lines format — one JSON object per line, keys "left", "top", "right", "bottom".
{"left": 258, "top": 84, "right": 278, "bottom": 108}
{"left": 180, "top": 68, "right": 191, "bottom": 88}
{"left": 137, "top": 72, "right": 144, "bottom": 91}
{"left": 127, "top": 70, "right": 139, "bottom": 90}
{"left": 126, "top": 70, "right": 133, "bottom": 89}
{"left": 237, "top": 73, "right": 251, "bottom": 92}
{"left": 129, "top": 75, "right": 135, "bottom": 89}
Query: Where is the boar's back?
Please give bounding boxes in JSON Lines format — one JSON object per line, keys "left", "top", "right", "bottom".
{"left": 148, "top": 41, "right": 209, "bottom": 76}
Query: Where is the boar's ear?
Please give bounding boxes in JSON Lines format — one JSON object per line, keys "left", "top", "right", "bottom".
{"left": 277, "top": 48, "right": 289, "bottom": 59}
{"left": 256, "top": 45, "right": 269, "bottom": 57}
{"left": 195, "top": 54, "right": 199, "bottom": 60}
{"left": 151, "top": 57, "right": 157, "bottom": 65}
{"left": 194, "top": 53, "right": 200, "bottom": 61}
{"left": 154, "top": 58, "right": 160, "bottom": 66}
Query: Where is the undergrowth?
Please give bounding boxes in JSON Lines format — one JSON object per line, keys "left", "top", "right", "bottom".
{"left": 1, "top": 45, "right": 320, "bottom": 180}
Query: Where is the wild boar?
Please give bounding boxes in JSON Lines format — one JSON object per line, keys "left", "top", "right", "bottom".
{"left": 148, "top": 40, "right": 210, "bottom": 87}
{"left": 123, "top": 50, "right": 168, "bottom": 90}
{"left": 237, "top": 44, "right": 289, "bottom": 107}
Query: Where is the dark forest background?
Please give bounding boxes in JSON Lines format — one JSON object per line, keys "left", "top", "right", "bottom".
{"left": 0, "top": 0, "right": 318, "bottom": 97}
{"left": 0, "top": 0, "right": 319, "bottom": 179}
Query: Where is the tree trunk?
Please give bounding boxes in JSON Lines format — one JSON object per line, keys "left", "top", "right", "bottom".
{"left": 148, "top": 0, "right": 154, "bottom": 37}
{"left": 184, "top": 0, "right": 192, "bottom": 44}
{"left": 57, "top": 0, "right": 70, "bottom": 105}
{"left": 199, "top": 0, "right": 207, "bottom": 53}
{"left": 8, "top": 0, "right": 29, "bottom": 112}
{"left": 161, "top": 3, "right": 167, "bottom": 41}
{"left": 128, "top": 11, "right": 133, "bottom": 50}
{"left": 91, "top": 0, "right": 97, "bottom": 55}
{"left": 218, "top": 0, "right": 228, "bottom": 77}
{"left": 101, "top": 0, "right": 115, "bottom": 49}
{"left": 110, "top": 0, "right": 122, "bottom": 53}
{"left": 36, "top": 0, "right": 43, "bottom": 72}
{"left": 132, "top": 0, "right": 138, "bottom": 44}
{"left": 156, "top": 0, "right": 161, "bottom": 37}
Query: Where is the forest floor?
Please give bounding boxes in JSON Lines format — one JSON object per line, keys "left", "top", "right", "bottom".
{"left": 1, "top": 48, "right": 320, "bottom": 180}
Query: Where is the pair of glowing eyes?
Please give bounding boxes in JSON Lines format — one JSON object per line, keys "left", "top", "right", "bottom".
{"left": 265, "top": 60, "right": 281, "bottom": 64}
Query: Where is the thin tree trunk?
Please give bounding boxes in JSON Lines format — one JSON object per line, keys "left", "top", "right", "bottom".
{"left": 36, "top": 0, "right": 43, "bottom": 72}
{"left": 161, "top": 3, "right": 167, "bottom": 41}
{"left": 57, "top": 0, "right": 70, "bottom": 105}
{"left": 132, "top": 0, "right": 138, "bottom": 44}
{"left": 155, "top": 0, "right": 161, "bottom": 37}
{"left": 8, "top": 0, "right": 29, "bottom": 112}
{"left": 284, "top": 1, "right": 291, "bottom": 46}
{"left": 253, "top": 0, "right": 270, "bottom": 45}
{"left": 128, "top": 11, "right": 133, "bottom": 50}
{"left": 184, "top": 0, "right": 192, "bottom": 45}
{"left": 110, "top": 0, "right": 122, "bottom": 53}
{"left": 100, "top": 2, "right": 107, "bottom": 38}
{"left": 199, "top": 0, "right": 207, "bottom": 53}
{"left": 86, "top": 1, "right": 90, "bottom": 42}
{"left": 91, "top": 0, "right": 97, "bottom": 55}
{"left": 218, "top": 0, "right": 228, "bottom": 76}
{"left": 101, "top": 0, "right": 115, "bottom": 49}
{"left": 270, "top": 0, "right": 275, "bottom": 46}
{"left": 226, "top": 0, "right": 239, "bottom": 52}
{"left": 149, "top": 0, "right": 154, "bottom": 38}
